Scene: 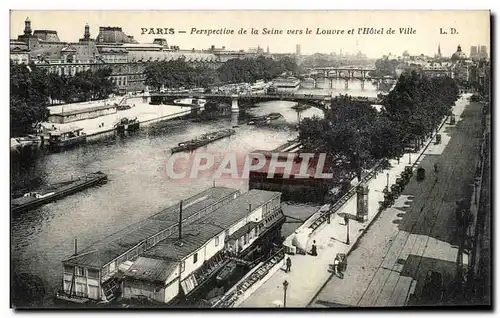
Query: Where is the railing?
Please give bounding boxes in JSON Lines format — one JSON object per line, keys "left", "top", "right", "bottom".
{"left": 308, "top": 160, "right": 386, "bottom": 231}
{"left": 212, "top": 247, "right": 285, "bottom": 308}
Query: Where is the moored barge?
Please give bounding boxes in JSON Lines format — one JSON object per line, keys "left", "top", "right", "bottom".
{"left": 48, "top": 127, "right": 87, "bottom": 152}
{"left": 55, "top": 187, "right": 285, "bottom": 308}
{"left": 171, "top": 129, "right": 236, "bottom": 153}
{"left": 247, "top": 113, "right": 283, "bottom": 125}
{"left": 11, "top": 171, "right": 108, "bottom": 214}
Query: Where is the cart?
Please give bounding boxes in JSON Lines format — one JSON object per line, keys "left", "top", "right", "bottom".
{"left": 417, "top": 167, "right": 426, "bottom": 181}
{"left": 334, "top": 253, "right": 347, "bottom": 277}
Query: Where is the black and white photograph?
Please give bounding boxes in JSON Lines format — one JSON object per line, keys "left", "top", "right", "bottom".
{"left": 8, "top": 9, "right": 492, "bottom": 310}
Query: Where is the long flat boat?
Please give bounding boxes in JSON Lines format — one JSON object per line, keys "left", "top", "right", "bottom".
{"left": 11, "top": 171, "right": 108, "bottom": 214}
{"left": 171, "top": 129, "right": 236, "bottom": 153}
{"left": 48, "top": 127, "right": 87, "bottom": 152}
{"left": 247, "top": 113, "right": 283, "bottom": 125}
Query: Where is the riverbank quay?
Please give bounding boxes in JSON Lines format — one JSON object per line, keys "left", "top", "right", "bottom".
{"left": 308, "top": 94, "right": 478, "bottom": 308}
{"left": 238, "top": 94, "right": 471, "bottom": 308}
{"left": 41, "top": 97, "right": 194, "bottom": 141}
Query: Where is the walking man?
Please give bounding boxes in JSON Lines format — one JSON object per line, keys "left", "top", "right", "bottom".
{"left": 309, "top": 240, "right": 318, "bottom": 256}
{"left": 285, "top": 256, "right": 292, "bottom": 273}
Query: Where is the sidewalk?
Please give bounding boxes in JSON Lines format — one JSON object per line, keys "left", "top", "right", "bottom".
{"left": 239, "top": 94, "right": 472, "bottom": 308}
{"left": 307, "top": 94, "right": 478, "bottom": 307}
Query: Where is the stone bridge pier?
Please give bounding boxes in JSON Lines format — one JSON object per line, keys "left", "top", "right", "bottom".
{"left": 231, "top": 95, "right": 239, "bottom": 113}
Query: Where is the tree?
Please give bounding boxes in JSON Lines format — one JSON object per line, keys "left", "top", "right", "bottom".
{"left": 299, "top": 95, "right": 395, "bottom": 182}
{"left": 10, "top": 61, "right": 50, "bottom": 136}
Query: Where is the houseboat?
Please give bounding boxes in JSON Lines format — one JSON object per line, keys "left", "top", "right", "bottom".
{"left": 115, "top": 117, "right": 140, "bottom": 134}
{"left": 170, "top": 129, "right": 236, "bottom": 153}
{"left": 56, "top": 187, "right": 285, "bottom": 307}
{"left": 56, "top": 186, "right": 240, "bottom": 305}
{"left": 11, "top": 171, "right": 108, "bottom": 214}
{"left": 120, "top": 189, "right": 285, "bottom": 306}
{"left": 48, "top": 127, "right": 87, "bottom": 152}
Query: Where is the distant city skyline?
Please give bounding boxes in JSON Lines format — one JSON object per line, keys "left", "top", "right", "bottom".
{"left": 10, "top": 10, "right": 490, "bottom": 58}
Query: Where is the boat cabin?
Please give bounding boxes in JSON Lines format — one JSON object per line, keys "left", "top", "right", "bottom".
{"left": 49, "top": 127, "right": 85, "bottom": 142}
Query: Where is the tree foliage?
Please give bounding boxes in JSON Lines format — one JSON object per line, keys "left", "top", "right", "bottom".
{"left": 10, "top": 61, "right": 117, "bottom": 136}
{"left": 144, "top": 59, "right": 220, "bottom": 90}
{"left": 370, "top": 58, "right": 399, "bottom": 77}
{"left": 143, "top": 56, "right": 298, "bottom": 90}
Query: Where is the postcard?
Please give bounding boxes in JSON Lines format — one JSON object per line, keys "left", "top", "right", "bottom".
{"left": 9, "top": 10, "right": 491, "bottom": 309}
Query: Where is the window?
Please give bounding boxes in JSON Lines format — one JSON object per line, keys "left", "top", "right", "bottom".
{"left": 75, "top": 266, "right": 84, "bottom": 276}
{"left": 180, "top": 261, "right": 185, "bottom": 273}
{"left": 63, "top": 265, "right": 74, "bottom": 274}
{"left": 215, "top": 236, "right": 219, "bottom": 247}
{"left": 87, "top": 269, "right": 99, "bottom": 279}
{"left": 193, "top": 253, "right": 198, "bottom": 264}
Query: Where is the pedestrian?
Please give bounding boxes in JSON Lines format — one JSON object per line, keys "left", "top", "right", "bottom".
{"left": 434, "top": 163, "right": 439, "bottom": 173}
{"left": 344, "top": 214, "right": 349, "bottom": 225}
{"left": 309, "top": 240, "right": 318, "bottom": 256}
{"left": 285, "top": 256, "right": 292, "bottom": 273}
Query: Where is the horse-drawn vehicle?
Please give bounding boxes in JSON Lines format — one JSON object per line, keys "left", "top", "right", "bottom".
{"left": 333, "top": 253, "right": 347, "bottom": 278}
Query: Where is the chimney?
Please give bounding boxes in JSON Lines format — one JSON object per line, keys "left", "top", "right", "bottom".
{"left": 178, "top": 200, "right": 183, "bottom": 240}
{"left": 74, "top": 238, "right": 78, "bottom": 255}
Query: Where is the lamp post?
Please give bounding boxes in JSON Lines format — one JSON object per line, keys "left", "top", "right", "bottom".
{"left": 283, "top": 280, "right": 289, "bottom": 308}
{"left": 408, "top": 152, "right": 412, "bottom": 164}
{"left": 386, "top": 173, "right": 390, "bottom": 189}
{"left": 345, "top": 216, "right": 350, "bottom": 245}
{"left": 473, "top": 180, "right": 479, "bottom": 205}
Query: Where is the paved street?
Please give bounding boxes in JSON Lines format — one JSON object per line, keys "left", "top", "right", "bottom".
{"left": 310, "top": 96, "right": 484, "bottom": 307}
{"left": 238, "top": 95, "right": 473, "bottom": 308}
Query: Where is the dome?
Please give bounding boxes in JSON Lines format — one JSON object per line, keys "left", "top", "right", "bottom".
{"left": 451, "top": 45, "right": 467, "bottom": 61}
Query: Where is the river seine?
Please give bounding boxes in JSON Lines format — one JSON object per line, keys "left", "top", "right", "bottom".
{"left": 11, "top": 80, "right": 381, "bottom": 305}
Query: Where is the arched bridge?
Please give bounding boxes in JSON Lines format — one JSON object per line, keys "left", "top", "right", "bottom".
{"left": 148, "top": 92, "right": 380, "bottom": 112}
{"left": 301, "top": 67, "right": 398, "bottom": 89}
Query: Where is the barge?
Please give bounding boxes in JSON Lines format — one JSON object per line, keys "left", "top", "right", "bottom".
{"left": 174, "top": 98, "right": 207, "bottom": 109}
{"left": 48, "top": 127, "right": 87, "bottom": 152}
{"left": 247, "top": 113, "right": 283, "bottom": 125}
{"left": 56, "top": 187, "right": 285, "bottom": 308}
{"left": 11, "top": 171, "right": 108, "bottom": 214}
{"left": 171, "top": 129, "right": 236, "bottom": 153}
{"left": 115, "top": 117, "right": 140, "bottom": 134}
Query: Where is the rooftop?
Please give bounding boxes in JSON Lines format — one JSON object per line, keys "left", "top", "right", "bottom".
{"left": 122, "top": 256, "right": 177, "bottom": 283}
{"left": 142, "top": 190, "right": 281, "bottom": 262}
{"left": 50, "top": 104, "right": 117, "bottom": 117}
{"left": 62, "top": 186, "right": 240, "bottom": 268}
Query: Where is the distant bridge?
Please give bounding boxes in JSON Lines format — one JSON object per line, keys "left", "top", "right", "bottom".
{"left": 148, "top": 92, "right": 380, "bottom": 112}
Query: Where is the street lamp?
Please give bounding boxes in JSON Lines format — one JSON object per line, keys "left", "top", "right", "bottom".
{"left": 473, "top": 180, "right": 479, "bottom": 205}
{"left": 345, "top": 216, "right": 350, "bottom": 245}
{"left": 386, "top": 173, "right": 390, "bottom": 189}
{"left": 408, "top": 153, "right": 412, "bottom": 164}
{"left": 283, "top": 280, "right": 289, "bottom": 308}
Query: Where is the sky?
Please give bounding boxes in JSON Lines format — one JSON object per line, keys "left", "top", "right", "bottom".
{"left": 10, "top": 10, "right": 490, "bottom": 58}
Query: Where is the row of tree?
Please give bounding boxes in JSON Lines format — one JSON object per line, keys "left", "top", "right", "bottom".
{"left": 144, "top": 59, "right": 219, "bottom": 90}
{"left": 298, "top": 70, "right": 460, "bottom": 182}
{"left": 143, "top": 56, "right": 299, "bottom": 90}
{"left": 10, "top": 61, "right": 116, "bottom": 136}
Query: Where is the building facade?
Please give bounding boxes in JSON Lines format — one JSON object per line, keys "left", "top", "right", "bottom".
{"left": 12, "top": 18, "right": 271, "bottom": 93}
